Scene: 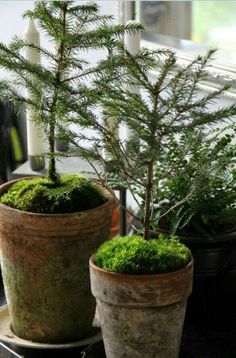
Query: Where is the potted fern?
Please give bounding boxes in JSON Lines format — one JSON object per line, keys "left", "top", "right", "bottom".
{"left": 151, "top": 131, "right": 236, "bottom": 323}
{"left": 0, "top": 1, "right": 142, "bottom": 344}
{"left": 61, "top": 43, "right": 236, "bottom": 355}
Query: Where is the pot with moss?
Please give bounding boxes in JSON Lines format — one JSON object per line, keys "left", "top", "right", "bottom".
{"left": 0, "top": 174, "right": 115, "bottom": 343}
{"left": 80, "top": 44, "right": 236, "bottom": 328}
{"left": 0, "top": 1, "right": 142, "bottom": 344}
{"left": 90, "top": 235, "right": 193, "bottom": 358}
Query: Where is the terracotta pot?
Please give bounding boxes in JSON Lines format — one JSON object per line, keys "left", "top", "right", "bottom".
{"left": 110, "top": 207, "right": 132, "bottom": 237}
{"left": 0, "top": 178, "right": 115, "bottom": 343}
{"left": 90, "top": 256, "right": 193, "bottom": 358}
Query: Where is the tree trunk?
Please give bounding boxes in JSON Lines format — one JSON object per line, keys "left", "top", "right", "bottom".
{"left": 144, "top": 162, "right": 153, "bottom": 240}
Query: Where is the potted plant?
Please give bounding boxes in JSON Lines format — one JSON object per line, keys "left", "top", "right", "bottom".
{"left": 61, "top": 43, "right": 236, "bottom": 354}
{"left": 151, "top": 131, "right": 236, "bottom": 322}
{"left": 0, "top": 1, "right": 142, "bottom": 343}
{"left": 90, "top": 235, "right": 192, "bottom": 358}
{"left": 66, "top": 46, "right": 236, "bottom": 239}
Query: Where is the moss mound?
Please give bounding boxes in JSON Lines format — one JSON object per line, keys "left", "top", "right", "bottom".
{"left": 95, "top": 235, "right": 191, "bottom": 274}
{"left": 0, "top": 175, "right": 107, "bottom": 214}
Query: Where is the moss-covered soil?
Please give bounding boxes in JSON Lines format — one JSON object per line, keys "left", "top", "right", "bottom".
{"left": 95, "top": 235, "right": 191, "bottom": 274}
{"left": 0, "top": 174, "right": 107, "bottom": 214}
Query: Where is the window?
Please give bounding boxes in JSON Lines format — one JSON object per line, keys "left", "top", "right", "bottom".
{"left": 136, "top": 1, "right": 236, "bottom": 95}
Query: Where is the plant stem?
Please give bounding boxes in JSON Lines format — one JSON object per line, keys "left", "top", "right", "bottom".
{"left": 48, "top": 120, "right": 57, "bottom": 181}
{"left": 144, "top": 161, "right": 153, "bottom": 240}
{"left": 48, "top": 5, "right": 67, "bottom": 182}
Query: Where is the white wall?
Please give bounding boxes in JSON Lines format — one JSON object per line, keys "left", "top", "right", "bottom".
{"left": 0, "top": 0, "right": 118, "bottom": 73}
{"left": 0, "top": 1, "right": 118, "bottom": 45}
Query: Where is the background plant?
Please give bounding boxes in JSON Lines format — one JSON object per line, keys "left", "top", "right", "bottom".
{"left": 153, "top": 129, "right": 236, "bottom": 237}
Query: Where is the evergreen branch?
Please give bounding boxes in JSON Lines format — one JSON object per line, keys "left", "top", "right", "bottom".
{"left": 185, "top": 84, "right": 231, "bottom": 111}
{"left": 62, "top": 63, "right": 104, "bottom": 83}
{"left": 0, "top": 80, "right": 43, "bottom": 115}
{"left": 23, "top": 41, "right": 57, "bottom": 63}
{"left": 185, "top": 104, "right": 236, "bottom": 128}
{"left": 152, "top": 52, "right": 177, "bottom": 97}
{"left": 0, "top": 41, "right": 53, "bottom": 84}
{"left": 74, "top": 13, "right": 114, "bottom": 26}
{"left": 24, "top": 2, "right": 65, "bottom": 40}
{"left": 64, "top": 3, "right": 99, "bottom": 14}
{"left": 58, "top": 23, "right": 143, "bottom": 52}
{"left": 123, "top": 48, "right": 153, "bottom": 92}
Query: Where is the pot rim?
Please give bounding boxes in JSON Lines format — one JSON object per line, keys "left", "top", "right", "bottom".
{"left": 89, "top": 254, "right": 193, "bottom": 281}
{"left": 0, "top": 177, "right": 116, "bottom": 218}
{"left": 157, "top": 226, "right": 236, "bottom": 243}
{"left": 132, "top": 220, "right": 236, "bottom": 242}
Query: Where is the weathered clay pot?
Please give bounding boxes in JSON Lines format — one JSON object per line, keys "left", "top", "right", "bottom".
{"left": 110, "top": 206, "right": 132, "bottom": 238}
{"left": 89, "top": 256, "right": 193, "bottom": 358}
{"left": 0, "top": 178, "right": 115, "bottom": 343}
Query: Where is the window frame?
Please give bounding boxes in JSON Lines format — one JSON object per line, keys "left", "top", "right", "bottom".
{"left": 134, "top": 0, "right": 236, "bottom": 100}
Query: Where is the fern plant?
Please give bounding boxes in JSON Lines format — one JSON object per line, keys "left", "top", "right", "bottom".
{"left": 62, "top": 45, "right": 236, "bottom": 240}
{"left": 0, "top": 0, "right": 142, "bottom": 183}
{"left": 154, "top": 130, "right": 236, "bottom": 237}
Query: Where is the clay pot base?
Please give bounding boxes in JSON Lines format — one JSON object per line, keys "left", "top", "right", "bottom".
{"left": 0, "top": 306, "right": 102, "bottom": 349}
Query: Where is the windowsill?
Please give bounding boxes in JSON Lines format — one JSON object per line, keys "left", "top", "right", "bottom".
{"left": 141, "top": 36, "right": 236, "bottom": 99}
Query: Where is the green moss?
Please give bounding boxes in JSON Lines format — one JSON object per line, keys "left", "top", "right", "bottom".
{"left": 0, "top": 174, "right": 107, "bottom": 214}
{"left": 95, "top": 235, "right": 191, "bottom": 274}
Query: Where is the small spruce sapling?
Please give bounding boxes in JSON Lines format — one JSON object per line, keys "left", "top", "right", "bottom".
{"left": 64, "top": 45, "right": 236, "bottom": 239}
{"left": 0, "top": 0, "right": 143, "bottom": 183}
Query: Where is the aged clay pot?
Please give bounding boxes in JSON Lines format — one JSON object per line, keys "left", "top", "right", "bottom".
{"left": 0, "top": 178, "right": 115, "bottom": 343}
{"left": 90, "top": 256, "right": 193, "bottom": 358}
